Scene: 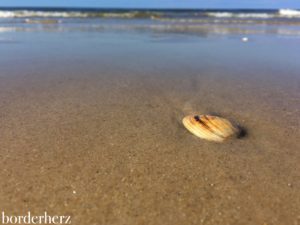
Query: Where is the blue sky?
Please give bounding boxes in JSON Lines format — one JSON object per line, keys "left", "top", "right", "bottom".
{"left": 0, "top": 0, "right": 299, "bottom": 9}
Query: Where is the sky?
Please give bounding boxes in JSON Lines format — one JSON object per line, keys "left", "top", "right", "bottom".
{"left": 0, "top": 0, "right": 299, "bottom": 9}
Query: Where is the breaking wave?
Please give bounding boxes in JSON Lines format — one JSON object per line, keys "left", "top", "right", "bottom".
{"left": 0, "top": 8, "right": 300, "bottom": 23}
{"left": 206, "top": 12, "right": 273, "bottom": 19}
{"left": 0, "top": 10, "right": 162, "bottom": 19}
{"left": 206, "top": 9, "right": 300, "bottom": 19}
{"left": 279, "top": 9, "right": 300, "bottom": 17}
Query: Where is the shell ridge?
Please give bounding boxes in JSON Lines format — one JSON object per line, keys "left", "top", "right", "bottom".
{"left": 202, "top": 115, "right": 227, "bottom": 139}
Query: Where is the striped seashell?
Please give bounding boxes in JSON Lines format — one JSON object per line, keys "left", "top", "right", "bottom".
{"left": 182, "top": 115, "right": 239, "bottom": 142}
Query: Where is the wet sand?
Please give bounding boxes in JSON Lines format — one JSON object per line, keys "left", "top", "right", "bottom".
{"left": 0, "top": 31, "right": 300, "bottom": 225}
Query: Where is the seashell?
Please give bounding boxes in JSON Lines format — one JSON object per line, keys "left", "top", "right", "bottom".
{"left": 182, "top": 115, "right": 239, "bottom": 142}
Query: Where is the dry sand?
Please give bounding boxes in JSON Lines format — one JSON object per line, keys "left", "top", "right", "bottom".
{"left": 0, "top": 61, "right": 299, "bottom": 225}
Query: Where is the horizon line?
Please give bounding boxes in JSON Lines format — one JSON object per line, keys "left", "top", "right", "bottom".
{"left": 0, "top": 6, "right": 297, "bottom": 10}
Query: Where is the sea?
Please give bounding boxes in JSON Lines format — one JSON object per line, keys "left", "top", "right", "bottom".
{"left": 1, "top": 8, "right": 300, "bottom": 36}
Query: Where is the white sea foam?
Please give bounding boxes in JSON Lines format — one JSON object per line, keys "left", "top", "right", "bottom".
{"left": 206, "top": 12, "right": 273, "bottom": 19}
{"left": 0, "top": 11, "right": 15, "bottom": 18}
{"left": 207, "top": 10, "right": 300, "bottom": 19}
{"left": 279, "top": 9, "right": 300, "bottom": 17}
{"left": 206, "top": 12, "right": 233, "bottom": 18}
{"left": 0, "top": 10, "right": 89, "bottom": 18}
{"left": 1, "top": 9, "right": 300, "bottom": 20}
{"left": 0, "top": 10, "right": 152, "bottom": 18}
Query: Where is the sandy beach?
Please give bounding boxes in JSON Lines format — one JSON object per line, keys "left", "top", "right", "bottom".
{"left": 0, "top": 15, "right": 300, "bottom": 224}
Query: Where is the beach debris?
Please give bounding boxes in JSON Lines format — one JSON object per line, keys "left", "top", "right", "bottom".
{"left": 242, "top": 37, "right": 249, "bottom": 42}
{"left": 182, "top": 115, "right": 240, "bottom": 142}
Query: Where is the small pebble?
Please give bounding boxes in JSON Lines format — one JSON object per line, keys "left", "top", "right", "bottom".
{"left": 242, "top": 37, "right": 249, "bottom": 42}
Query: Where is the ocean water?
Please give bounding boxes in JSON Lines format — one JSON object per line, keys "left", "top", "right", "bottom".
{"left": 1, "top": 8, "right": 300, "bottom": 82}
{"left": 1, "top": 8, "right": 300, "bottom": 85}
{"left": 1, "top": 8, "right": 300, "bottom": 36}
{"left": 0, "top": 8, "right": 299, "bottom": 124}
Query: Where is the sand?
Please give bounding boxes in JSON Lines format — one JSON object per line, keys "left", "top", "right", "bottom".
{"left": 0, "top": 31, "right": 300, "bottom": 225}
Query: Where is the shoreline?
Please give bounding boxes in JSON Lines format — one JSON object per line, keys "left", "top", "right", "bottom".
{"left": 0, "top": 27, "right": 299, "bottom": 224}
